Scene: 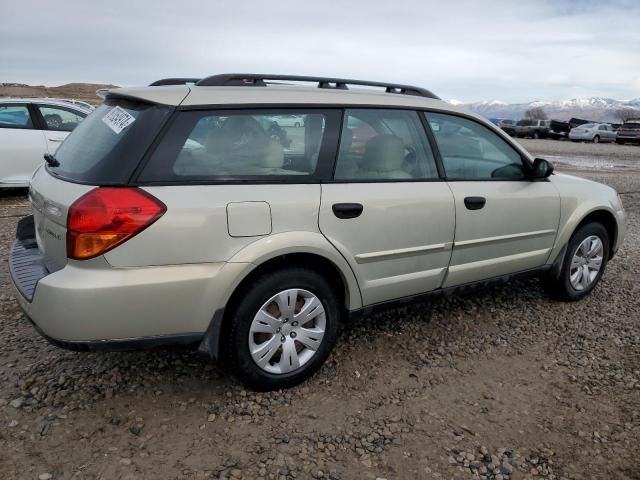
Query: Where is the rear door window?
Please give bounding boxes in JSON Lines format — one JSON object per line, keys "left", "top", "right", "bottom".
{"left": 139, "top": 109, "right": 341, "bottom": 182}
{"left": 334, "top": 109, "right": 439, "bottom": 180}
{"left": 0, "top": 104, "right": 33, "bottom": 129}
{"left": 37, "top": 105, "right": 86, "bottom": 132}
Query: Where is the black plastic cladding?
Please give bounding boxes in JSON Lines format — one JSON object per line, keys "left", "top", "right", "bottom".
{"left": 193, "top": 73, "right": 440, "bottom": 99}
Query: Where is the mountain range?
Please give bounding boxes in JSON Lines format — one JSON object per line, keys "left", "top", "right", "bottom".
{"left": 449, "top": 97, "right": 640, "bottom": 123}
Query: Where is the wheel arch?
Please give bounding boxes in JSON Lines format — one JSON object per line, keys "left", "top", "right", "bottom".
{"left": 551, "top": 207, "right": 618, "bottom": 268}
{"left": 197, "top": 233, "right": 362, "bottom": 360}
{"left": 574, "top": 209, "right": 617, "bottom": 258}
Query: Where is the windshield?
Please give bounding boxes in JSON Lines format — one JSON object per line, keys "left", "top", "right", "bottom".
{"left": 622, "top": 122, "right": 640, "bottom": 128}
{"left": 581, "top": 123, "right": 596, "bottom": 128}
{"left": 48, "top": 98, "right": 172, "bottom": 184}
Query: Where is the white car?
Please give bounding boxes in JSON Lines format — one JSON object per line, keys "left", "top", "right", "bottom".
{"left": 0, "top": 98, "right": 91, "bottom": 187}
{"left": 569, "top": 123, "right": 617, "bottom": 143}
{"left": 10, "top": 74, "right": 626, "bottom": 390}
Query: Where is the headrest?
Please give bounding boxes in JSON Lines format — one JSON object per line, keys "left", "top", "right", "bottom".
{"left": 362, "top": 134, "right": 405, "bottom": 171}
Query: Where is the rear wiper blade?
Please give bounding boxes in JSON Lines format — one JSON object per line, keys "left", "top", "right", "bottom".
{"left": 44, "top": 153, "right": 60, "bottom": 167}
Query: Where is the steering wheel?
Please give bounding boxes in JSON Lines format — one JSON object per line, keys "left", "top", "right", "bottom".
{"left": 491, "top": 163, "right": 525, "bottom": 179}
{"left": 45, "top": 114, "right": 62, "bottom": 129}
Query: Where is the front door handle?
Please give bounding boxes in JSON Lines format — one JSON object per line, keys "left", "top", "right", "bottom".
{"left": 464, "top": 196, "right": 486, "bottom": 210}
{"left": 332, "top": 203, "right": 363, "bottom": 219}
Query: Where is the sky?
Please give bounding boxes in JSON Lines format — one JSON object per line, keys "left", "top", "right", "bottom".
{"left": 1, "top": 0, "right": 639, "bottom": 103}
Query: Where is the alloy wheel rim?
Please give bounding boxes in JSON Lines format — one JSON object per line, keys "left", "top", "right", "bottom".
{"left": 248, "top": 288, "right": 326, "bottom": 374}
{"left": 569, "top": 235, "right": 604, "bottom": 291}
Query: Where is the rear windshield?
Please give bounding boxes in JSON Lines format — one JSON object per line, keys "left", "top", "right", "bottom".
{"left": 580, "top": 123, "right": 596, "bottom": 128}
{"left": 516, "top": 120, "right": 533, "bottom": 126}
{"left": 48, "top": 98, "right": 172, "bottom": 184}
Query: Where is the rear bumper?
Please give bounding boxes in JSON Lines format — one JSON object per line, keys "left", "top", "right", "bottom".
{"left": 9, "top": 233, "right": 247, "bottom": 348}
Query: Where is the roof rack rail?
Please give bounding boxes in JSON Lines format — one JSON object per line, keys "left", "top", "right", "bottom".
{"left": 194, "top": 74, "right": 439, "bottom": 99}
{"left": 149, "top": 78, "right": 200, "bottom": 86}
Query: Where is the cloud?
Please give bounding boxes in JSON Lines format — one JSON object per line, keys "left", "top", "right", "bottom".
{"left": 1, "top": 0, "right": 638, "bottom": 102}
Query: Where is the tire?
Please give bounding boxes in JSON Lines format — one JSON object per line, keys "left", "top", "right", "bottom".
{"left": 593, "top": 135, "right": 600, "bottom": 144}
{"left": 616, "top": 140, "right": 625, "bottom": 145}
{"left": 533, "top": 131, "right": 540, "bottom": 139}
{"left": 294, "top": 122, "right": 300, "bottom": 128}
{"left": 543, "top": 222, "right": 609, "bottom": 301}
{"left": 225, "top": 267, "right": 340, "bottom": 390}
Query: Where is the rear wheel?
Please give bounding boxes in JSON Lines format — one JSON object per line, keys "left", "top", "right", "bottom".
{"left": 543, "top": 223, "right": 609, "bottom": 301}
{"left": 533, "top": 131, "right": 540, "bottom": 139}
{"left": 593, "top": 135, "right": 600, "bottom": 144}
{"left": 225, "top": 267, "right": 339, "bottom": 390}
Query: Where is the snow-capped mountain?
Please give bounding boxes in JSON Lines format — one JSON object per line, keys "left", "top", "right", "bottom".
{"left": 449, "top": 97, "right": 640, "bottom": 122}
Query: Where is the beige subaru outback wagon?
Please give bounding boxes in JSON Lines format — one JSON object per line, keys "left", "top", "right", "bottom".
{"left": 10, "top": 74, "right": 626, "bottom": 390}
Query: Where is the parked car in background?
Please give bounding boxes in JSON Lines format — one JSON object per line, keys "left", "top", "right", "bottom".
{"left": 266, "top": 114, "right": 305, "bottom": 128}
{"left": 9, "top": 73, "right": 626, "bottom": 390}
{"left": 548, "top": 120, "right": 571, "bottom": 140}
{"left": 495, "top": 119, "right": 516, "bottom": 136}
{"left": 616, "top": 120, "right": 640, "bottom": 145}
{"left": 0, "top": 98, "right": 91, "bottom": 187}
{"left": 569, "top": 123, "right": 617, "bottom": 143}
{"left": 515, "top": 119, "right": 550, "bottom": 139}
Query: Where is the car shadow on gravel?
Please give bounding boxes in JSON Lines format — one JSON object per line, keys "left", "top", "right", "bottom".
{"left": 5, "top": 275, "right": 548, "bottom": 413}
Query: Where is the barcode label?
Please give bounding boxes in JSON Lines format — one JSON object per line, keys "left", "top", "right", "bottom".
{"left": 102, "top": 106, "right": 135, "bottom": 134}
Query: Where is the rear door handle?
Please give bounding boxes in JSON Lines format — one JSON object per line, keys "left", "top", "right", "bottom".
{"left": 464, "top": 196, "right": 486, "bottom": 210}
{"left": 332, "top": 203, "right": 363, "bottom": 219}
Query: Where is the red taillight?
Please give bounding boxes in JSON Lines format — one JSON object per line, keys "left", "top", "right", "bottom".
{"left": 67, "top": 187, "right": 166, "bottom": 260}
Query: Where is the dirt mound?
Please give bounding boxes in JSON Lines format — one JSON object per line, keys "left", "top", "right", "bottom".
{"left": 0, "top": 82, "right": 118, "bottom": 105}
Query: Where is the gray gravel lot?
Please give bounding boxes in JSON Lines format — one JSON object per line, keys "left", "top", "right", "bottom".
{"left": 0, "top": 140, "right": 639, "bottom": 480}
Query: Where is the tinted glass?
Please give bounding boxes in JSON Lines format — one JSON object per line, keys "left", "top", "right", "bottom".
{"left": 425, "top": 112, "right": 525, "bottom": 180}
{"left": 622, "top": 123, "right": 640, "bottom": 128}
{"left": 48, "top": 98, "right": 172, "bottom": 184}
{"left": 141, "top": 110, "right": 336, "bottom": 181}
{"left": 38, "top": 106, "right": 86, "bottom": 132}
{"left": 0, "top": 104, "right": 32, "bottom": 129}
{"left": 334, "top": 109, "right": 438, "bottom": 180}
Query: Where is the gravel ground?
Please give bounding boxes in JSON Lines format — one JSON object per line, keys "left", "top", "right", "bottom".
{"left": 1, "top": 140, "right": 639, "bottom": 480}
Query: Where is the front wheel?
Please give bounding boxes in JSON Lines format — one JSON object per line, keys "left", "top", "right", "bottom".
{"left": 593, "top": 135, "right": 600, "bottom": 144}
{"left": 543, "top": 223, "right": 609, "bottom": 301}
{"left": 533, "top": 131, "right": 540, "bottom": 139}
{"left": 225, "top": 267, "right": 339, "bottom": 390}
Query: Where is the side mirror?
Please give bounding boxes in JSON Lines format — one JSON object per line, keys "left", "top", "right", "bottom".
{"left": 531, "top": 158, "right": 554, "bottom": 179}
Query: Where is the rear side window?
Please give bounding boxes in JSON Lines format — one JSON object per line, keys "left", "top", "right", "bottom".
{"left": 48, "top": 99, "right": 172, "bottom": 184}
{"left": 37, "top": 105, "right": 86, "bottom": 132}
{"left": 140, "top": 110, "right": 340, "bottom": 182}
{"left": 0, "top": 104, "right": 33, "bottom": 129}
{"left": 334, "top": 109, "right": 438, "bottom": 180}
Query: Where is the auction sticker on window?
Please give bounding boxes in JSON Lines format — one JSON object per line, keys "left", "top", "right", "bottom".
{"left": 102, "top": 106, "right": 135, "bottom": 134}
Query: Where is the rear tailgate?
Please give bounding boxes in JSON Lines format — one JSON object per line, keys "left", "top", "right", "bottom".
{"left": 29, "top": 166, "right": 95, "bottom": 272}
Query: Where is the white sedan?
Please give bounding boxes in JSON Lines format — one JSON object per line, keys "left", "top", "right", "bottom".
{"left": 569, "top": 123, "right": 617, "bottom": 143}
{"left": 0, "top": 98, "right": 91, "bottom": 188}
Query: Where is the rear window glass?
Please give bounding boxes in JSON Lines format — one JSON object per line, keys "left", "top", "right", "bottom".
{"left": 580, "top": 123, "right": 595, "bottom": 128}
{"left": 140, "top": 109, "right": 339, "bottom": 182}
{"left": 48, "top": 98, "right": 172, "bottom": 184}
